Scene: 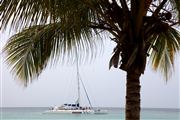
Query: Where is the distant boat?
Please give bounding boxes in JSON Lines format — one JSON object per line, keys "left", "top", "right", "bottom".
{"left": 44, "top": 104, "right": 95, "bottom": 114}
{"left": 44, "top": 54, "right": 107, "bottom": 114}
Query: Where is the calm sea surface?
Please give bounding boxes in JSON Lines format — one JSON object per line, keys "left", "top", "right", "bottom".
{"left": 0, "top": 107, "right": 179, "bottom": 120}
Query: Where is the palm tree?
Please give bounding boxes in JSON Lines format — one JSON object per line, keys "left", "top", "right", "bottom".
{"left": 1, "top": 0, "right": 180, "bottom": 120}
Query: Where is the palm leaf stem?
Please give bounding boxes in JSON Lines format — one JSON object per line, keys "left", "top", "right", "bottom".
{"left": 170, "top": 21, "right": 180, "bottom": 26}
{"left": 82, "top": 0, "right": 121, "bottom": 34}
{"left": 151, "top": 3, "right": 172, "bottom": 13}
{"left": 153, "top": 0, "right": 168, "bottom": 17}
{"left": 119, "top": 0, "right": 129, "bottom": 11}
{"left": 88, "top": 24, "right": 120, "bottom": 39}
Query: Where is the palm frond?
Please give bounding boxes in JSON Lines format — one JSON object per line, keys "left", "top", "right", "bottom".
{"left": 169, "top": 0, "right": 180, "bottom": 22}
{"left": 0, "top": 0, "right": 98, "bottom": 31}
{"left": 3, "top": 23, "right": 100, "bottom": 86}
{"left": 149, "top": 27, "right": 180, "bottom": 80}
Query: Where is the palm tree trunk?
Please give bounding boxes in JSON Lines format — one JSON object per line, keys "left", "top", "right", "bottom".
{"left": 125, "top": 71, "right": 141, "bottom": 120}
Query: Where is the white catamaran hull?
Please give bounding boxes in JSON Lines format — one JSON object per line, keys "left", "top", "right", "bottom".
{"left": 44, "top": 109, "right": 94, "bottom": 114}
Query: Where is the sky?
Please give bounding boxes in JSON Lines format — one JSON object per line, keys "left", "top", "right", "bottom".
{"left": 0, "top": 30, "right": 180, "bottom": 109}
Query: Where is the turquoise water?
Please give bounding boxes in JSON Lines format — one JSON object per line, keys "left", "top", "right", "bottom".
{"left": 0, "top": 107, "right": 179, "bottom": 120}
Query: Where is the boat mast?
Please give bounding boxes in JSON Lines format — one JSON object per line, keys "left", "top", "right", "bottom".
{"left": 76, "top": 50, "right": 80, "bottom": 107}
{"left": 75, "top": 50, "right": 93, "bottom": 109}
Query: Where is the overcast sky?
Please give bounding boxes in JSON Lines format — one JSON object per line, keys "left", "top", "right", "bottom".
{"left": 0, "top": 30, "right": 179, "bottom": 109}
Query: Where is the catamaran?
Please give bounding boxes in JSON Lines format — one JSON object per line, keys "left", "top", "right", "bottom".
{"left": 44, "top": 54, "right": 107, "bottom": 114}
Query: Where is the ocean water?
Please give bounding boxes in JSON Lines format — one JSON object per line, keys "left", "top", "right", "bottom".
{"left": 0, "top": 107, "right": 179, "bottom": 120}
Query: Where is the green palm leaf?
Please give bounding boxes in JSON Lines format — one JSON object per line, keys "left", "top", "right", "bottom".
{"left": 0, "top": 0, "right": 97, "bottom": 30}
{"left": 169, "top": 0, "right": 180, "bottom": 21}
{"left": 3, "top": 23, "right": 99, "bottom": 86}
{"left": 149, "top": 27, "right": 180, "bottom": 80}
